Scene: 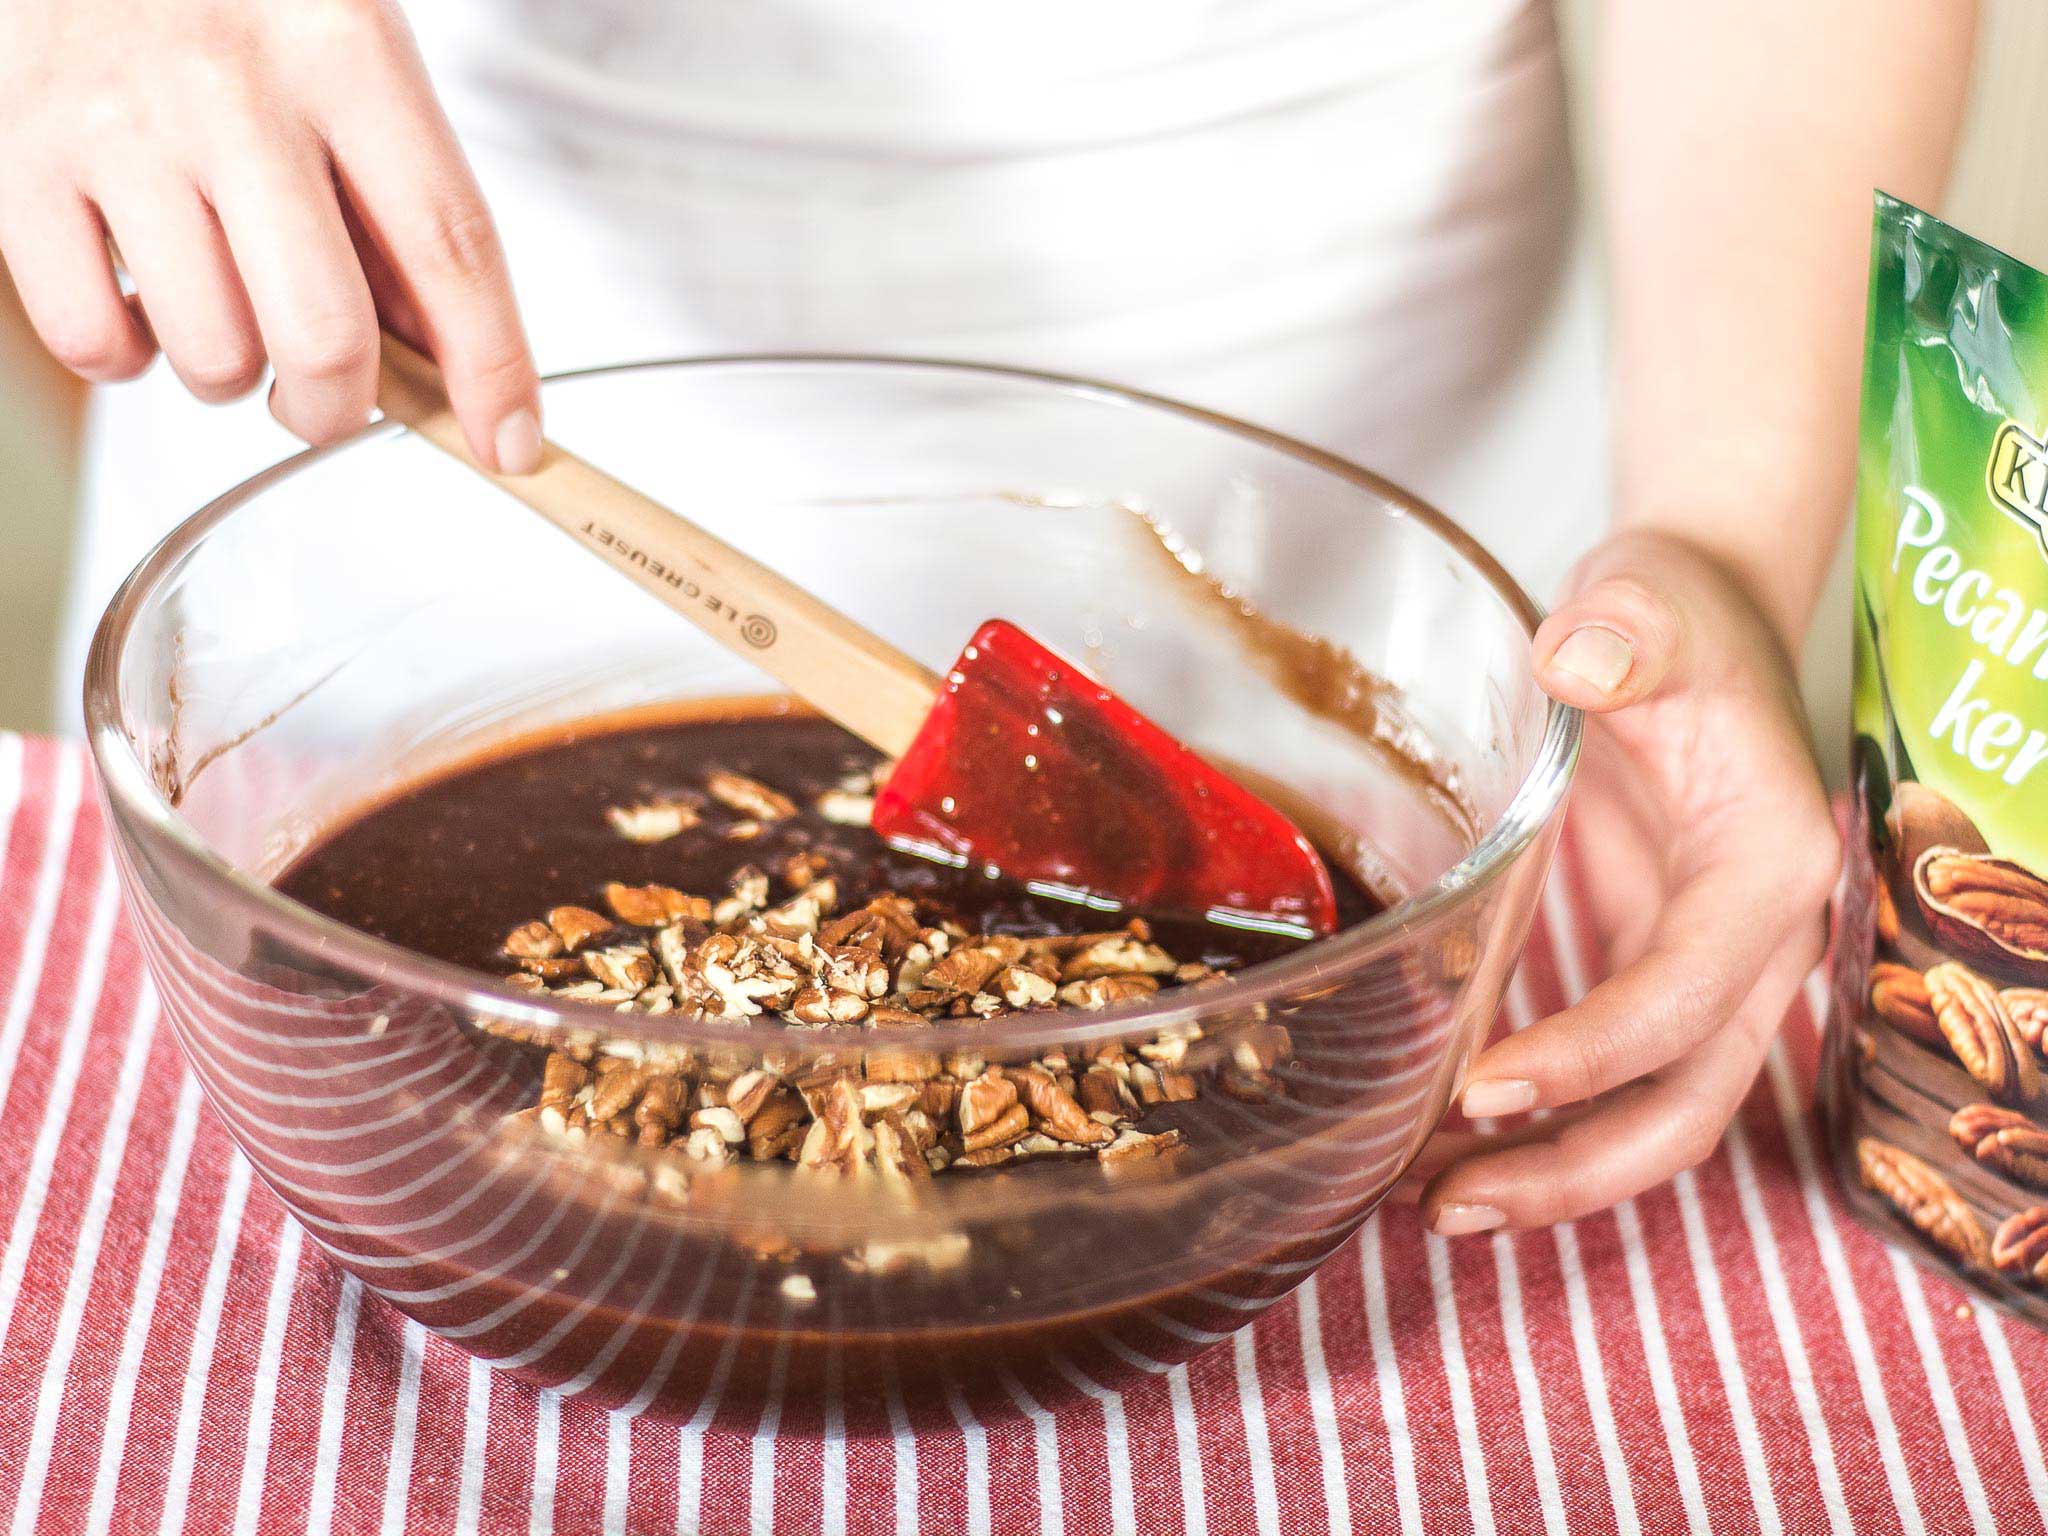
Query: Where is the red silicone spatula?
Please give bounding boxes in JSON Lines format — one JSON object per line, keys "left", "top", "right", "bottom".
{"left": 378, "top": 337, "right": 1337, "bottom": 936}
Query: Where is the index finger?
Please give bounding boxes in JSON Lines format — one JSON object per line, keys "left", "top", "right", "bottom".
{"left": 321, "top": 52, "right": 539, "bottom": 472}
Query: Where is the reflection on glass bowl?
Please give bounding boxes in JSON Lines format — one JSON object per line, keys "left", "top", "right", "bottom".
{"left": 86, "top": 357, "right": 1576, "bottom": 1416}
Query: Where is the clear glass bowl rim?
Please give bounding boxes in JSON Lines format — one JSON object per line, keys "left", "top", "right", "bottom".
{"left": 84, "top": 354, "right": 1582, "bottom": 1054}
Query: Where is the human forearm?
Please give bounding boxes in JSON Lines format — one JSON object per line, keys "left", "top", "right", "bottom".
{"left": 1597, "top": 0, "right": 1975, "bottom": 648}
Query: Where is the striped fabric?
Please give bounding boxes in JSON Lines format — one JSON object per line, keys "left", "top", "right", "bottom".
{"left": 2, "top": 730, "right": 2045, "bottom": 1535}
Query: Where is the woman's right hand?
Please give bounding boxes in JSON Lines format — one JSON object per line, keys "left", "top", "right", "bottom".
{"left": 0, "top": 0, "right": 541, "bottom": 471}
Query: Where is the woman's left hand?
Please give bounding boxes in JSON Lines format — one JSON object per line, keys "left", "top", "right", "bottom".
{"left": 1407, "top": 528, "right": 1841, "bottom": 1235}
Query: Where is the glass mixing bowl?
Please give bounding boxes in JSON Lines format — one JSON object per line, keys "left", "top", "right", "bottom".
{"left": 85, "top": 358, "right": 1577, "bottom": 1417}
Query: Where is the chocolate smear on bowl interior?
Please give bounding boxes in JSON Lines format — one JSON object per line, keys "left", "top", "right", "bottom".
{"left": 1128, "top": 506, "right": 1477, "bottom": 845}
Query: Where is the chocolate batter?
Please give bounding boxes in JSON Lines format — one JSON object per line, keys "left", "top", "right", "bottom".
{"left": 267, "top": 700, "right": 1396, "bottom": 1415}
{"left": 276, "top": 701, "right": 1375, "bottom": 983}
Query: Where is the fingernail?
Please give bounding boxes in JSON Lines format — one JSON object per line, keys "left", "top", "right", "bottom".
{"left": 1461, "top": 1079, "right": 1536, "bottom": 1118}
{"left": 1431, "top": 1203, "right": 1505, "bottom": 1237}
{"left": 1550, "top": 625, "right": 1633, "bottom": 694}
{"left": 493, "top": 407, "right": 542, "bottom": 475}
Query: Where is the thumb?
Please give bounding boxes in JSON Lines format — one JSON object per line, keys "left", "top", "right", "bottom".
{"left": 1533, "top": 572, "right": 1686, "bottom": 713}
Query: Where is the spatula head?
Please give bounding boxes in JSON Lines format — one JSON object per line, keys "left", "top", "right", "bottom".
{"left": 871, "top": 620, "right": 1338, "bottom": 936}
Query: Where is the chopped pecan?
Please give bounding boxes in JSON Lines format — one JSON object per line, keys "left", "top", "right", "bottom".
{"left": 790, "top": 986, "right": 870, "bottom": 1025}
{"left": 502, "top": 921, "right": 561, "bottom": 961}
{"left": 854, "top": 1232, "right": 970, "bottom": 1275}
{"left": 1435, "top": 929, "right": 1478, "bottom": 984}
{"left": 693, "top": 931, "right": 741, "bottom": 971}
{"left": 994, "top": 966, "right": 1057, "bottom": 1009}
{"left": 684, "top": 1126, "right": 736, "bottom": 1164}
{"left": 1138, "top": 1023, "right": 1199, "bottom": 1066}
{"left": 819, "top": 913, "right": 880, "bottom": 952}
{"left": 606, "top": 800, "right": 700, "bottom": 844}
{"left": 689, "top": 1104, "right": 747, "bottom": 1144}
{"left": 1217, "top": 1064, "right": 1282, "bottom": 1102}
{"left": 859, "top": 1082, "right": 919, "bottom": 1115}
{"left": 604, "top": 882, "right": 711, "bottom": 928}
{"left": 486, "top": 756, "right": 1301, "bottom": 1198}
{"left": 828, "top": 896, "right": 922, "bottom": 960}
{"left": 1231, "top": 1027, "right": 1291, "bottom": 1075}
{"left": 915, "top": 1079, "right": 959, "bottom": 1119}
{"left": 547, "top": 905, "right": 613, "bottom": 951}
{"left": 1099, "top": 1126, "right": 1185, "bottom": 1164}
{"left": 760, "top": 880, "right": 838, "bottom": 938}
{"left": 583, "top": 946, "right": 657, "bottom": 992}
{"left": 1061, "top": 936, "right": 1178, "bottom": 982}
{"left": 864, "top": 1049, "right": 944, "bottom": 1089}
{"left": 1123, "top": 1061, "right": 1161, "bottom": 1106}
{"left": 820, "top": 943, "right": 889, "bottom": 999}
{"left": 954, "top": 1145, "right": 1016, "bottom": 1169}
{"left": 1076, "top": 1067, "right": 1128, "bottom": 1118}
{"left": 634, "top": 1075, "right": 687, "bottom": 1144}
{"left": 924, "top": 938, "right": 1024, "bottom": 996}
{"left": 957, "top": 1069, "right": 1020, "bottom": 1137}
{"left": 707, "top": 769, "right": 797, "bottom": 821}
{"left": 962, "top": 1105, "right": 1031, "bottom": 1153}
{"left": 712, "top": 865, "right": 772, "bottom": 925}
{"left": 724, "top": 1069, "right": 777, "bottom": 1124}
{"left": 698, "top": 969, "right": 764, "bottom": 1019}
{"left": 1012, "top": 1065, "right": 1113, "bottom": 1145}
{"left": 651, "top": 925, "right": 694, "bottom": 992}
{"left": 1058, "top": 975, "right": 1160, "bottom": 1010}
{"left": 864, "top": 1036, "right": 943, "bottom": 1084}
{"left": 746, "top": 1092, "right": 807, "bottom": 1159}
{"left": 869, "top": 1114, "right": 929, "bottom": 1180}
{"left": 795, "top": 1065, "right": 859, "bottom": 1115}
{"left": 540, "top": 1053, "right": 589, "bottom": 1114}
{"left": 798, "top": 1076, "right": 873, "bottom": 1172}
{"left": 817, "top": 789, "right": 875, "bottom": 826}
{"left": 589, "top": 1062, "right": 655, "bottom": 1123}
{"left": 780, "top": 851, "right": 831, "bottom": 889}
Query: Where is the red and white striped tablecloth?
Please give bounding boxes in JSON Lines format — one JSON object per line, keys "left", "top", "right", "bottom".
{"left": 1, "top": 730, "right": 2045, "bottom": 1535}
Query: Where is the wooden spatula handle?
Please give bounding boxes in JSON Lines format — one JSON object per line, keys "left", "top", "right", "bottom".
{"left": 375, "top": 334, "right": 941, "bottom": 759}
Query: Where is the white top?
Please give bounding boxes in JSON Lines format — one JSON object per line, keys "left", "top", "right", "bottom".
{"left": 59, "top": 0, "right": 1606, "bottom": 721}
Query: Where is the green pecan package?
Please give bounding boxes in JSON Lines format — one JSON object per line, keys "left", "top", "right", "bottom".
{"left": 1827, "top": 194, "right": 2048, "bottom": 1317}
